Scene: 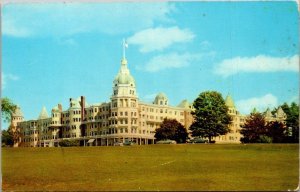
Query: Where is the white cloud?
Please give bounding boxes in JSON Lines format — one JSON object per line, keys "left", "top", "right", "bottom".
{"left": 236, "top": 94, "right": 278, "bottom": 115}
{"left": 3, "top": 3, "right": 174, "bottom": 37}
{"left": 2, "top": 73, "right": 20, "bottom": 89}
{"left": 127, "top": 26, "right": 195, "bottom": 52}
{"left": 215, "top": 55, "right": 299, "bottom": 77}
{"left": 141, "top": 52, "right": 201, "bottom": 72}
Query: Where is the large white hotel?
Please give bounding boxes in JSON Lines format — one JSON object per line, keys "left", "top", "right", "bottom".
{"left": 11, "top": 47, "right": 196, "bottom": 147}
{"left": 10, "top": 45, "right": 287, "bottom": 147}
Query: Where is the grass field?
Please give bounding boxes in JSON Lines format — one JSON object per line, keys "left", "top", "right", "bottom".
{"left": 2, "top": 144, "right": 299, "bottom": 191}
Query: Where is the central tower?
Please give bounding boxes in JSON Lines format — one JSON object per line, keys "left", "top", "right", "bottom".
{"left": 112, "top": 39, "right": 137, "bottom": 98}
{"left": 110, "top": 40, "right": 139, "bottom": 137}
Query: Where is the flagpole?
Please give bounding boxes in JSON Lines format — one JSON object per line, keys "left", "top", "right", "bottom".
{"left": 123, "top": 38, "right": 125, "bottom": 59}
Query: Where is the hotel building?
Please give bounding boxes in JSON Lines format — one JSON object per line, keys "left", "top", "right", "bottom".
{"left": 10, "top": 47, "right": 286, "bottom": 147}
{"left": 11, "top": 50, "right": 194, "bottom": 147}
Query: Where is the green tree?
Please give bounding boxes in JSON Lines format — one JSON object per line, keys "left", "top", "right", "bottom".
{"left": 155, "top": 118, "right": 188, "bottom": 143}
{"left": 1, "top": 97, "right": 18, "bottom": 146}
{"left": 280, "top": 102, "right": 299, "bottom": 143}
{"left": 1, "top": 129, "right": 13, "bottom": 147}
{"left": 1, "top": 97, "right": 17, "bottom": 122}
{"left": 240, "top": 112, "right": 267, "bottom": 143}
{"left": 189, "top": 91, "right": 231, "bottom": 143}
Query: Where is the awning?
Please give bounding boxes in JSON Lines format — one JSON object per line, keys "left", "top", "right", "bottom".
{"left": 87, "top": 139, "right": 95, "bottom": 143}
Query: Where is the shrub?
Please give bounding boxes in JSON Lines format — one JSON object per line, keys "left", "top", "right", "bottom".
{"left": 59, "top": 140, "right": 80, "bottom": 147}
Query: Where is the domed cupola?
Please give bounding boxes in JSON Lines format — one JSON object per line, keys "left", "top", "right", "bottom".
{"left": 113, "top": 59, "right": 135, "bottom": 86}
{"left": 154, "top": 92, "right": 168, "bottom": 105}
{"left": 112, "top": 40, "right": 137, "bottom": 98}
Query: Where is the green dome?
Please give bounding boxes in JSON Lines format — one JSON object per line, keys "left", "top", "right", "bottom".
{"left": 114, "top": 73, "right": 135, "bottom": 85}
{"left": 69, "top": 98, "right": 81, "bottom": 109}
{"left": 178, "top": 99, "right": 191, "bottom": 109}
{"left": 155, "top": 92, "right": 168, "bottom": 100}
{"left": 154, "top": 92, "right": 168, "bottom": 105}
{"left": 52, "top": 106, "right": 60, "bottom": 112}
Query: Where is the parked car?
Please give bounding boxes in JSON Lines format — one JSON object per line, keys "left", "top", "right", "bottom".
{"left": 156, "top": 140, "right": 177, "bottom": 144}
{"left": 190, "top": 138, "right": 208, "bottom": 144}
{"left": 123, "top": 141, "right": 136, "bottom": 146}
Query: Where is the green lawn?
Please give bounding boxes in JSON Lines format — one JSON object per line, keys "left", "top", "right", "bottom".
{"left": 2, "top": 144, "right": 299, "bottom": 191}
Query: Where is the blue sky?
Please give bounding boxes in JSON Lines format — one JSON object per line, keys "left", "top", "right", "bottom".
{"left": 2, "top": 1, "right": 299, "bottom": 128}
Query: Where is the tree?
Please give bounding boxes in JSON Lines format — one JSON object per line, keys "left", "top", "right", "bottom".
{"left": 240, "top": 112, "right": 267, "bottom": 143}
{"left": 189, "top": 91, "right": 231, "bottom": 143}
{"left": 1, "top": 130, "right": 13, "bottom": 147}
{"left": 1, "top": 97, "right": 17, "bottom": 122}
{"left": 155, "top": 118, "right": 188, "bottom": 143}
{"left": 1, "top": 97, "right": 18, "bottom": 146}
{"left": 280, "top": 102, "right": 299, "bottom": 143}
{"left": 266, "top": 121, "right": 286, "bottom": 143}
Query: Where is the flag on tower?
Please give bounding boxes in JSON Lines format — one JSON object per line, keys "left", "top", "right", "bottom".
{"left": 122, "top": 39, "right": 128, "bottom": 59}
{"left": 123, "top": 39, "right": 128, "bottom": 48}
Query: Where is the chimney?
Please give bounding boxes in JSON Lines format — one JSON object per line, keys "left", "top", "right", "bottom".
{"left": 81, "top": 96, "right": 85, "bottom": 121}
{"left": 58, "top": 104, "right": 62, "bottom": 111}
{"left": 69, "top": 98, "right": 72, "bottom": 108}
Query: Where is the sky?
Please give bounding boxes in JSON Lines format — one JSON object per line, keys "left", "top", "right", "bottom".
{"left": 2, "top": 1, "right": 299, "bottom": 129}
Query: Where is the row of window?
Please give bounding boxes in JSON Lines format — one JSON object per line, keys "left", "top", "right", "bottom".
{"left": 72, "top": 118, "right": 81, "bottom": 122}
{"left": 113, "top": 111, "right": 137, "bottom": 117}
{"left": 13, "top": 117, "right": 23, "bottom": 121}
{"left": 141, "top": 107, "right": 184, "bottom": 116}
{"left": 24, "top": 127, "right": 155, "bottom": 142}
{"left": 113, "top": 89, "right": 136, "bottom": 96}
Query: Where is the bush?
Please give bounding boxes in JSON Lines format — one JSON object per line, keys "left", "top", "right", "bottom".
{"left": 59, "top": 140, "right": 80, "bottom": 147}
